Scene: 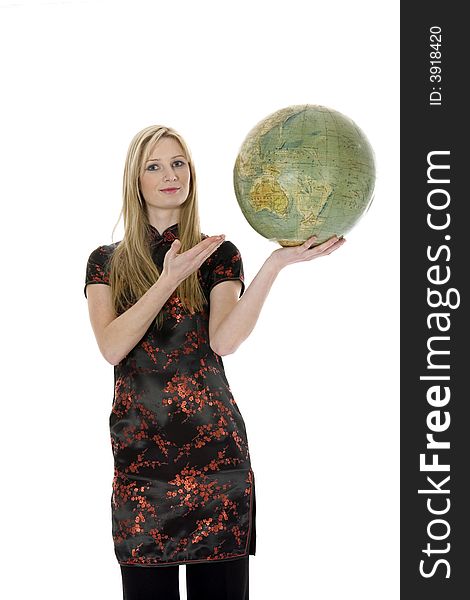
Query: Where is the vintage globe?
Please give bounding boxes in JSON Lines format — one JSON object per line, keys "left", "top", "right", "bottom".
{"left": 233, "top": 104, "right": 376, "bottom": 246}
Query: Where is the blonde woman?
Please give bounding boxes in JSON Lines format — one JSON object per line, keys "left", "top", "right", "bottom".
{"left": 84, "top": 125, "right": 345, "bottom": 600}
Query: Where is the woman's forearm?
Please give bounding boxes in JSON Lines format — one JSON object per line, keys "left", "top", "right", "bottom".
{"left": 213, "top": 256, "right": 282, "bottom": 355}
{"left": 104, "top": 273, "right": 177, "bottom": 365}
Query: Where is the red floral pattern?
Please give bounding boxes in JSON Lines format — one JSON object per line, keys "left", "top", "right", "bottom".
{"left": 84, "top": 223, "right": 255, "bottom": 566}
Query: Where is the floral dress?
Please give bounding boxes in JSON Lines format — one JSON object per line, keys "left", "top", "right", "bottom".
{"left": 84, "top": 222, "right": 256, "bottom": 567}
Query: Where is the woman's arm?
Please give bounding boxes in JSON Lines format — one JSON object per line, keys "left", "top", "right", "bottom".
{"left": 87, "top": 273, "right": 177, "bottom": 366}
{"left": 87, "top": 234, "right": 225, "bottom": 365}
{"left": 208, "top": 257, "right": 280, "bottom": 356}
{"left": 209, "top": 234, "right": 346, "bottom": 356}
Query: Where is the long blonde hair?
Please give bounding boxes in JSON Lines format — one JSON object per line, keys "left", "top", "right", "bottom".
{"left": 109, "top": 125, "right": 207, "bottom": 329}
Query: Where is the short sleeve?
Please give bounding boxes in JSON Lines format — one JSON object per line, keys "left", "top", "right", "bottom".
{"left": 208, "top": 240, "right": 245, "bottom": 298}
{"left": 84, "top": 245, "right": 112, "bottom": 298}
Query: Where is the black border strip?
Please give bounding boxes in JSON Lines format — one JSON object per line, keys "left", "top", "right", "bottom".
{"left": 401, "top": 3, "right": 468, "bottom": 597}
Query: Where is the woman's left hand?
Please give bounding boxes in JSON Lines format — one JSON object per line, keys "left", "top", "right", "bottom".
{"left": 268, "top": 235, "right": 346, "bottom": 271}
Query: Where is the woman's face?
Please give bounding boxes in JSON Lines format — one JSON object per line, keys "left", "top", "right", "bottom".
{"left": 139, "top": 136, "right": 191, "bottom": 210}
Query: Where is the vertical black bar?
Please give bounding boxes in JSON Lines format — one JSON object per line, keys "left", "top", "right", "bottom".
{"left": 401, "top": 3, "right": 468, "bottom": 598}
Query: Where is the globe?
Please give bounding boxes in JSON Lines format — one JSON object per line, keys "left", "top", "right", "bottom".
{"left": 233, "top": 104, "right": 376, "bottom": 246}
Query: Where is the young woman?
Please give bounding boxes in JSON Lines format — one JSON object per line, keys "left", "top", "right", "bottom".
{"left": 84, "top": 125, "right": 345, "bottom": 600}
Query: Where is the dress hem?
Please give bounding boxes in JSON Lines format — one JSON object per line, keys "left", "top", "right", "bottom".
{"left": 117, "top": 468, "right": 256, "bottom": 568}
{"left": 118, "top": 551, "right": 253, "bottom": 568}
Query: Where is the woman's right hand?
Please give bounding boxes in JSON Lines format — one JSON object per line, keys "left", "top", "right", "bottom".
{"left": 161, "top": 235, "right": 226, "bottom": 286}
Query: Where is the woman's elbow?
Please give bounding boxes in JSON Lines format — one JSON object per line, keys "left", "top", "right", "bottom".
{"left": 103, "top": 350, "right": 118, "bottom": 366}
{"left": 99, "top": 331, "right": 124, "bottom": 365}
{"left": 210, "top": 338, "right": 239, "bottom": 357}
{"left": 100, "top": 344, "right": 120, "bottom": 366}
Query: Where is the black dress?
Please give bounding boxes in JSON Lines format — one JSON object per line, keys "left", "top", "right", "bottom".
{"left": 84, "top": 223, "right": 256, "bottom": 567}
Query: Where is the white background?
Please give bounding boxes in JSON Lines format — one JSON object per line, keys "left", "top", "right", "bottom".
{"left": 0, "top": 0, "right": 399, "bottom": 598}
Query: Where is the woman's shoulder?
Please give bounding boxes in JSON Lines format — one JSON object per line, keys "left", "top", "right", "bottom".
{"left": 87, "top": 240, "right": 121, "bottom": 260}
{"left": 199, "top": 236, "right": 244, "bottom": 287}
{"left": 84, "top": 241, "right": 121, "bottom": 298}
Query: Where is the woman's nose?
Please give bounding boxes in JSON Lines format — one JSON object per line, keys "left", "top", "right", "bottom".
{"left": 162, "top": 166, "right": 177, "bottom": 181}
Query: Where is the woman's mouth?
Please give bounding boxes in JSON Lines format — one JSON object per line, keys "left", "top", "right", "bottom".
{"left": 160, "top": 187, "right": 181, "bottom": 194}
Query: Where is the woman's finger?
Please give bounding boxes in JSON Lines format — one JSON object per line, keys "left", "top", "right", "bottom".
{"left": 197, "top": 236, "right": 226, "bottom": 263}
{"left": 303, "top": 235, "right": 318, "bottom": 249}
{"left": 306, "top": 237, "right": 346, "bottom": 259}
{"left": 167, "top": 238, "right": 181, "bottom": 257}
{"left": 169, "top": 237, "right": 226, "bottom": 274}
{"left": 178, "top": 235, "right": 225, "bottom": 262}
{"left": 306, "top": 235, "right": 340, "bottom": 252}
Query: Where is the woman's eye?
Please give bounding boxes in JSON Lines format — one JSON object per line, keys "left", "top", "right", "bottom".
{"left": 147, "top": 161, "right": 185, "bottom": 171}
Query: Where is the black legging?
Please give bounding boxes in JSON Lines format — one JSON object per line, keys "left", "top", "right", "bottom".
{"left": 120, "top": 555, "right": 249, "bottom": 600}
